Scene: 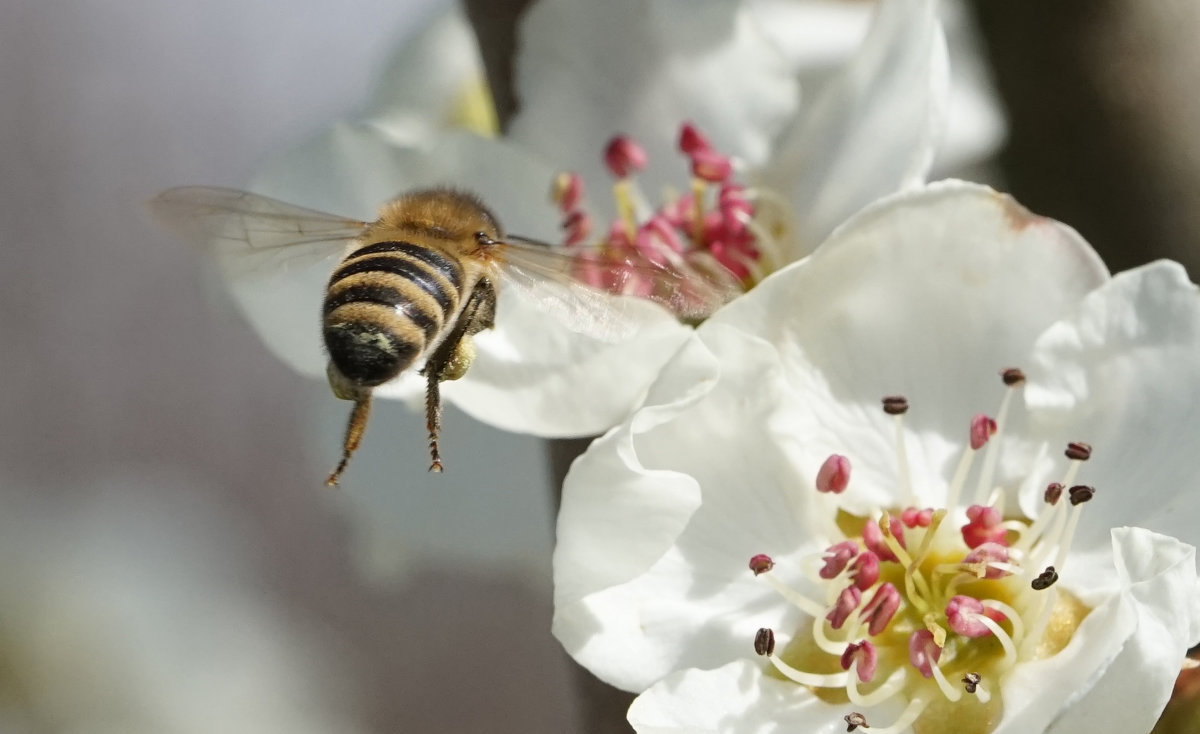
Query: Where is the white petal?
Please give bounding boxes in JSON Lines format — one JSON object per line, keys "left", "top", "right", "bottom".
{"left": 554, "top": 324, "right": 832, "bottom": 690}
{"left": 760, "top": 0, "right": 950, "bottom": 256}
{"left": 442, "top": 294, "right": 692, "bottom": 436}
{"left": 710, "top": 181, "right": 1108, "bottom": 508}
{"left": 996, "top": 528, "right": 1197, "bottom": 734}
{"left": 628, "top": 660, "right": 852, "bottom": 734}
{"left": 364, "top": 6, "right": 495, "bottom": 144}
{"left": 1023, "top": 262, "right": 1200, "bottom": 550}
{"left": 509, "top": 0, "right": 799, "bottom": 202}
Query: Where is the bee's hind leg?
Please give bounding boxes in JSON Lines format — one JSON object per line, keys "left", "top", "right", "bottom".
{"left": 419, "top": 279, "right": 497, "bottom": 473}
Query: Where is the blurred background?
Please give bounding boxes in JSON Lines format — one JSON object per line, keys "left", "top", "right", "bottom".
{"left": 0, "top": 0, "right": 1196, "bottom": 732}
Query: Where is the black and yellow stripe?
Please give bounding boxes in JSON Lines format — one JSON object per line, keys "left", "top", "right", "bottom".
{"left": 322, "top": 240, "right": 465, "bottom": 387}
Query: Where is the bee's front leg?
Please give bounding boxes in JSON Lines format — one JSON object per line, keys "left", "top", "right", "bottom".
{"left": 419, "top": 279, "right": 497, "bottom": 472}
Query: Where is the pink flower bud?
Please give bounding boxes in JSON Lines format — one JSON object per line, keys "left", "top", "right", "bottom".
{"left": 849, "top": 551, "right": 879, "bottom": 590}
{"left": 678, "top": 122, "right": 712, "bottom": 155}
{"left": 961, "top": 505, "right": 1007, "bottom": 549}
{"left": 862, "top": 516, "right": 906, "bottom": 562}
{"left": 826, "top": 585, "right": 862, "bottom": 630}
{"left": 946, "top": 596, "right": 992, "bottom": 638}
{"left": 819, "top": 541, "right": 859, "bottom": 579}
{"left": 969, "top": 413, "right": 998, "bottom": 450}
{"left": 816, "top": 454, "right": 851, "bottom": 494}
{"left": 900, "top": 507, "right": 933, "bottom": 528}
{"left": 840, "top": 641, "right": 878, "bottom": 682}
{"left": 551, "top": 172, "right": 584, "bottom": 211}
{"left": 908, "top": 629, "right": 941, "bottom": 678}
{"left": 860, "top": 583, "right": 900, "bottom": 636}
{"left": 748, "top": 554, "right": 775, "bottom": 576}
{"left": 962, "top": 542, "right": 1011, "bottom": 579}
{"left": 604, "top": 135, "right": 647, "bottom": 178}
{"left": 690, "top": 148, "right": 733, "bottom": 183}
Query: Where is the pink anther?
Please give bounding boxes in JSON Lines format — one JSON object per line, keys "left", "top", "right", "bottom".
{"left": 961, "top": 505, "right": 1007, "bottom": 549}
{"left": 826, "top": 585, "right": 862, "bottom": 630}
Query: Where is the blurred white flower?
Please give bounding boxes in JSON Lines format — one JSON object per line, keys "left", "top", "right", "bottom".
{"left": 231, "top": 0, "right": 965, "bottom": 438}
{"left": 553, "top": 181, "right": 1200, "bottom": 733}
{"left": 0, "top": 471, "right": 364, "bottom": 734}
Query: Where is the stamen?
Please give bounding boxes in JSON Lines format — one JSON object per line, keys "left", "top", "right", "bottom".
{"left": 840, "top": 641, "right": 878, "bottom": 682}
{"left": 1031, "top": 566, "right": 1058, "bottom": 590}
{"left": 846, "top": 665, "right": 908, "bottom": 707}
{"left": 972, "top": 371, "right": 1022, "bottom": 504}
{"left": 813, "top": 610, "right": 859, "bottom": 654}
{"left": 759, "top": 633, "right": 850, "bottom": 688}
{"left": 882, "top": 396, "right": 915, "bottom": 506}
{"left": 981, "top": 598, "right": 1025, "bottom": 644}
{"left": 928, "top": 654, "right": 962, "bottom": 702}
{"left": 845, "top": 712, "right": 869, "bottom": 732}
{"left": 603, "top": 135, "right": 647, "bottom": 178}
{"left": 849, "top": 551, "right": 880, "bottom": 590}
{"left": 819, "top": 542, "right": 859, "bottom": 579}
{"left": 678, "top": 122, "right": 711, "bottom": 156}
{"left": 862, "top": 696, "right": 930, "bottom": 734}
{"left": 973, "top": 613, "right": 1019, "bottom": 668}
{"left": 961, "top": 672, "right": 981, "bottom": 694}
{"left": 1052, "top": 486, "right": 1094, "bottom": 570}
{"left": 754, "top": 627, "right": 775, "bottom": 656}
{"left": 827, "top": 586, "right": 863, "bottom": 630}
{"left": 860, "top": 583, "right": 900, "bottom": 635}
{"left": 759, "top": 572, "right": 827, "bottom": 617}
{"left": 908, "top": 629, "right": 940, "bottom": 678}
{"left": 748, "top": 553, "right": 775, "bottom": 576}
{"left": 551, "top": 172, "right": 584, "bottom": 211}
{"left": 817, "top": 454, "right": 852, "bottom": 494}
{"left": 962, "top": 505, "right": 1007, "bottom": 549}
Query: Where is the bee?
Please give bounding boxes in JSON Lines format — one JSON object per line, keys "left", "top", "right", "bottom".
{"left": 149, "top": 186, "right": 732, "bottom": 485}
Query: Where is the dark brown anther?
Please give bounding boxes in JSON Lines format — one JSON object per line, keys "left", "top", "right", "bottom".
{"left": 1068, "top": 485, "right": 1095, "bottom": 506}
{"left": 1070, "top": 486, "right": 1099, "bottom": 503}
{"left": 1001, "top": 368, "right": 1026, "bottom": 386}
{"left": 748, "top": 554, "right": 775, "bottom": 576}
{"left": 962, "top": 672, "right": 981, "bottom": 694}
{"left": 754, "top": 628, "right": 775, "bottom": 656}
{"left": 1031, "top": 566, "right": 1059, "bottom": 590}
{"left": 1044, "top": 482, "right": 1064, "bottom": 505}
{"left": 1065, "top": 442, "right": 1092, "bottom": 461}
{"left": 845, "top": 712, "right": 869, "bottom": 731}
{"left": 882, "top": 396, "right": 909, "bottom": 416}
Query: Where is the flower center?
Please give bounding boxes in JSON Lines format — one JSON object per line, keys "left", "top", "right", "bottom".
{"left": 748, "top": 368, "right": 1095, "bottom": 734}
{"left": 549, "top": 123, "right": 791, "bottom": 320}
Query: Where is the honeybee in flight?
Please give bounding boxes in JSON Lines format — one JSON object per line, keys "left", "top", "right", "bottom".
{"left": 150, "top": 186, "right": 735, "bottom": 485}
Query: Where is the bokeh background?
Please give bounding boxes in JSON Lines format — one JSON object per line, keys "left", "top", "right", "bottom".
{"left": 1, "top": 0, "right": 1197, "bottom": 732}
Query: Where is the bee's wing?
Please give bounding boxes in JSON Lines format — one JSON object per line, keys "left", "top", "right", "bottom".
{"left": 495, "top": 236, "right": 740, "bottom": 342}
{"left": 148, "top": 186, "right": 371, "bottom": 381}
{"left": 147, "top": 186, "right": 369, "bottom": 272}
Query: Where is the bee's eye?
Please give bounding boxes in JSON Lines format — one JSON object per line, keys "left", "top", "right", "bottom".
{"left": 475, "top": 231, "right": 493, "bottom": 246}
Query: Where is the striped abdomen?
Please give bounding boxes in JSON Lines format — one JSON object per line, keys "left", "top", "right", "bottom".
{"left": 322, "top": 240, "right": 465, "bottom": 387}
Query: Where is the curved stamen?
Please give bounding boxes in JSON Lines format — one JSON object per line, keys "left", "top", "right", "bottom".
{"left": 864, "top": 696, "right": 930, "bottom": 734}
{"left": 760, "top": 573, "right": 826, "bottom": 618}
{"left": 767, "top": 652, "right": 850, "bottom": 688}
{"left": 846, "top": 664, "right": 907, "bottom": 707}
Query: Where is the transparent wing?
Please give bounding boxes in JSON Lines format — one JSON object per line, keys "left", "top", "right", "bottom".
{"left": 148, "top": 186, "right": 372, "bottom": 380}
{"left": 147, "top": 186, "right": 369, "bottom": 273}
{"left": 495, "top": 236, "right": 742, "bottom": 342}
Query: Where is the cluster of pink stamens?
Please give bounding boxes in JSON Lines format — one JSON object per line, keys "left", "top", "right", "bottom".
{"left": 550, "top": 123, "right": 783, "bottom": 317}
{"left": 747, "top": 368, "right": 1098, "bottom": 733}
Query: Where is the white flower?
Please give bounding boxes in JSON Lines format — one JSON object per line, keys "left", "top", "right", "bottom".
{"left": 230, "top": 0, "right": 955, "bottom": 438}
{"left": 0, "top": 472, "right": 365, "bottom": 734}
{"left": 552, "top": 180, "right": 1200, "bottom": 733}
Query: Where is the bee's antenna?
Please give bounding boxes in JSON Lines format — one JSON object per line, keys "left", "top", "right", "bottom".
{"left": 425, "top": 367, "right": 444, "bottom": 473}
{"left": 326, "top": 394, "right": 372, "bottom": 486}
